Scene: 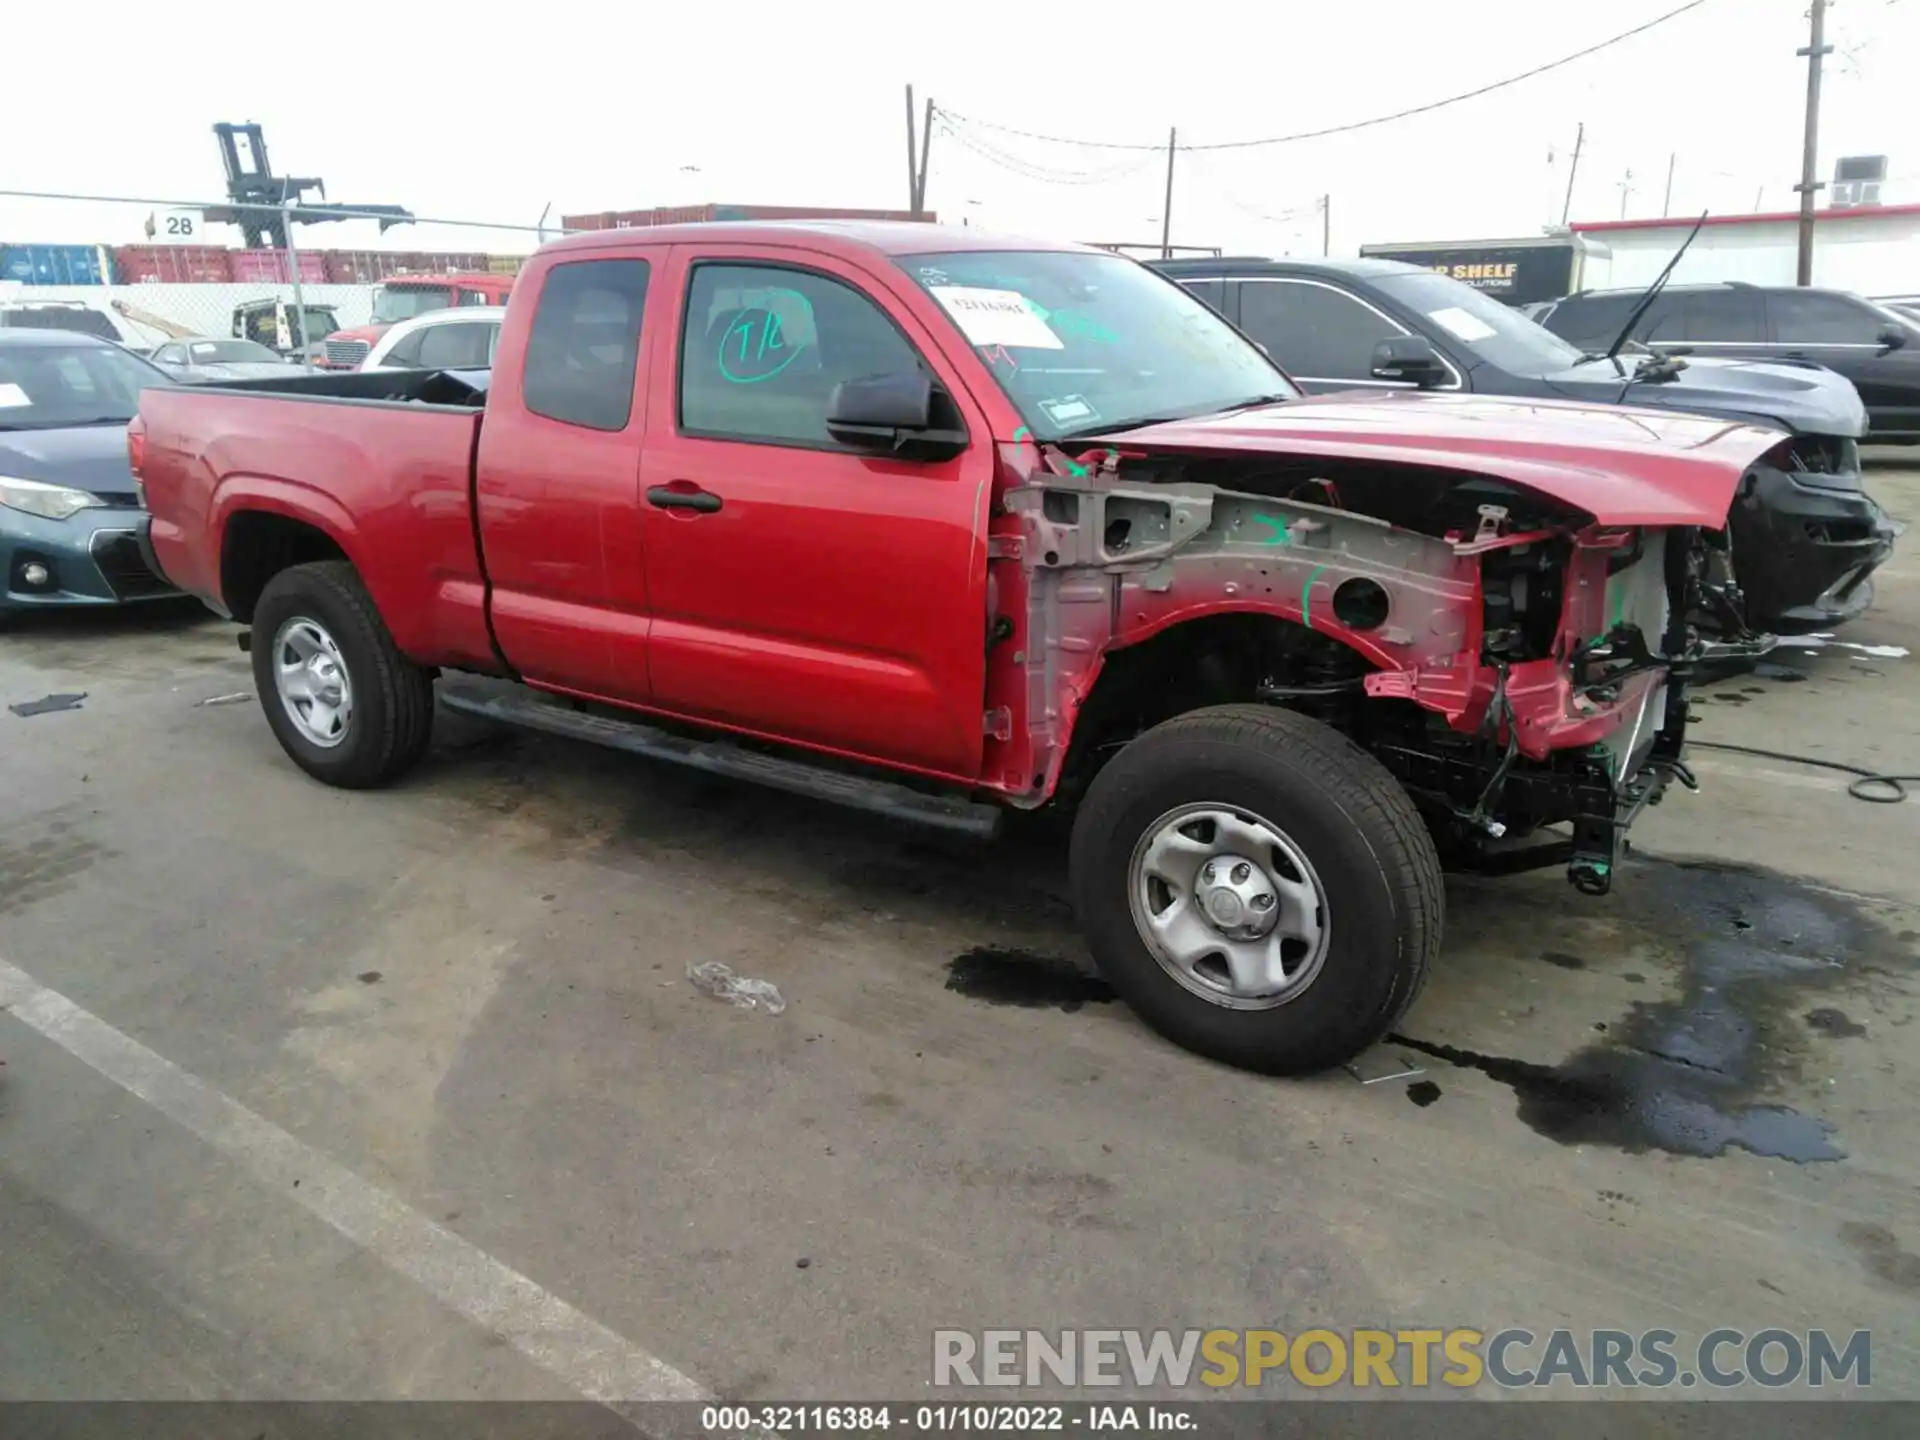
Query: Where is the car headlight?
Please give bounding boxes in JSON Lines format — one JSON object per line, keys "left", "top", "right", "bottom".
{"left": 0, "top": 475, "right": 105, "bottom": 521}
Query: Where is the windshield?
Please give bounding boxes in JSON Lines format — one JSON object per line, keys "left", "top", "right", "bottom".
{"left": 295, "top": 307, "right": 340, "bottom": 340}
{"left": 0, "top": 343, "right": 164, "bottom": 430}
{"left": 189, "top": 339, "right": 283, "bottom": 365}
{"left": 1373, "top": 270, "right": 1586, "bottom": 373}
{"left": 900, "top": 250, "right": 1295, "bottom": 439}
{"left": 372, "top": 286, "right": 454, "bottom": 324}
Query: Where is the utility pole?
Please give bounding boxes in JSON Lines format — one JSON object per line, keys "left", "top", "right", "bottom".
{"left": 1321, "top": 195, "right": 1331, "bottom": 256}
{"left": 1160, "top": 128, "right": 1177, "bottom": 259}
{"left": 1795, "top": 0, "right": 1831, "bottom": 285}
{"left": 1559, "top": 122, "right": 1585, "bottom": 226}
{"left": 1618, "top": 169, "right": 1635, "bottom": 220}
{"left": 1662, "top": 152, "right": 1676, "bottom": 216}
{"left": 905, "top": 86, "right": 919, "bottom": 215}
{"left": 915, "top": 96, "right": 934, "bottom": 217}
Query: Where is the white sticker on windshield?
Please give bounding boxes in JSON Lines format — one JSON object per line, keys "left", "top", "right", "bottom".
{"left": 1039, "top": 394, "right": 1097, "bottom": 425}
{"left": 929, "top": 287, "right": 1064, "bottom": 350}
{"left": 0, "top": 383, "right": 30, "bottom": 409}
{"left": 1428, "top": 306, "right": 1497, "bottom": 343}
{"left": 191, "top": 342, "right": 218, "bottom": 356}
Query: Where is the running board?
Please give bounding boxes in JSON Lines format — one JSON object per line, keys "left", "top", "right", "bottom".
{"left": 437, "top": 680, "right": 1002, "bottom": 840}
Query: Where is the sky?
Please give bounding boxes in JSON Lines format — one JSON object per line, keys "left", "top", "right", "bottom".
{"left": 1, "top": 0, "right": 1914, "bottom": 262}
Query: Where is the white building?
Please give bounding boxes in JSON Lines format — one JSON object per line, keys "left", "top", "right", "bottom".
{"left": 1568, "top": 202, "right": 1920, "bottom": 297}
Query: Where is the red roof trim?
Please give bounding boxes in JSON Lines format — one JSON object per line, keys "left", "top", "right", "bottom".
{"left": 1573, "top": 203, "right": 1920, "bottom": 233}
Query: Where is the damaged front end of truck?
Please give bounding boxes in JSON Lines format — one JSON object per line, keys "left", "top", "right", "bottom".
{"left": 982, "top": 430, "right": 1780, "bottom": 895}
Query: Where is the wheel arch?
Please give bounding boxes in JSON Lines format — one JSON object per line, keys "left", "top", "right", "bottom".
{"left": 216, "top": 493, "right": 358, "bottom": 623}
{"left": 1053, "top": 608, "right": 1386, "bottom": 806}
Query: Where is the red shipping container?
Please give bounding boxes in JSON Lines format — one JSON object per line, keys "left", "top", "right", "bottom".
{"left": 111, "top": 244, "right": 234, "bottom": 284}
{"left": 231, "top": 249, "right": 328, "bottom": 284}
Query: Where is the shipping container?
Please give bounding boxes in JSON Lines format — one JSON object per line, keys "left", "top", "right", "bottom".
{"left": 321, "top": 249, "right": 415, "bottom": 283}
{"left": 0, "top": 243, "right": 111, "bottom": 285}
{"left": 230, "top": 249, "right": 329, "bottom": 284}
{"left": 111, "top": 244, "right": 234, "bottom": 284}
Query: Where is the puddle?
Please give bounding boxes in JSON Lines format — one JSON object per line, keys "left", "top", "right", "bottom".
{"left": 946, "top": 948, "right": 1115, "bottom": 1012}
{"left": 1791, "top": 634, "right": 1910, "bottom": 660}
{"left": 1753, "top": 662, "right": 1808, "bottom": 683}
{"left": 1536, "top": 951, "right": 1587, "bottom": 971}
{"left": 1394, "top": 858, "right": 1910, "bottom": 1163}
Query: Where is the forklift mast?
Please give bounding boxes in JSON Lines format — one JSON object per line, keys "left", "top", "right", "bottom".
{"left": 208, "top": 122, "right": 414, "bottom": 247}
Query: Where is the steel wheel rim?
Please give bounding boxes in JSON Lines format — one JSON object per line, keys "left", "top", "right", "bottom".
{"left": 1126, "top": 801, "right": 1331, "bottom": 1010}
{"left": 272, "top": 616, "right": 354, "bottom": 749}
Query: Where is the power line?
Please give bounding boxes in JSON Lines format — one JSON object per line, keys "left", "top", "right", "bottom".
{"left": 937, "top": 120, "right": 1158, "bottom": 187}
{"left": 937, "top": 0, "right": 1710, "bottom": 153}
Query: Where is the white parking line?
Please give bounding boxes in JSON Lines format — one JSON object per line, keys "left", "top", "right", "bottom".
{"left": 0, "top": 955, "right": 708, "bottom": 1408}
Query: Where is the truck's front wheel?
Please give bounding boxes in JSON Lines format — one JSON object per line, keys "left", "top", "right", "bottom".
{"left": 1068, "top": 704, "right": 1443, "bottom": 1075}
{"left": 252, "top": 561, "right": 435, "bottom": 790}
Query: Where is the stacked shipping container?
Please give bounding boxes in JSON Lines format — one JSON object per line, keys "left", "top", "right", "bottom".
{"left": 110, "top": 245, "right": 235, "bottom": 283}
{"left": 230, "top": 249, "right": 329, "bottom": 284}
{"left": 0, "top": 244, "right": 114, "bottom": 285}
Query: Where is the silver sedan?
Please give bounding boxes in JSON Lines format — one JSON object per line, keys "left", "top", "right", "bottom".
{"left": 148, "top": 337, "right": 297, "bottom": 383}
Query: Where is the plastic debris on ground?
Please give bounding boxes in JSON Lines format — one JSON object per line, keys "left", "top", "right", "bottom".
{"left": 197, "top": 692, "right": 252, "bottom": 707}
{"left": 687, "top": 961, "right": 787, "bottom": 1014}
{"left": 9, "top": 693, "right": 87, "bottom": 717}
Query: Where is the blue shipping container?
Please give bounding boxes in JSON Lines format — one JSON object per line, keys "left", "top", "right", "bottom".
{"left": 0, "top": 244, "right": 109, "bottom": 285}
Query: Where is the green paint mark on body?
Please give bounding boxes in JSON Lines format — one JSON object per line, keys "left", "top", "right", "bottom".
{"left": 1248, "top": 512, "right": 1291, "bottom": 545}
{"left": 1301, "top": 563, "right": 1330, "bottom": 629}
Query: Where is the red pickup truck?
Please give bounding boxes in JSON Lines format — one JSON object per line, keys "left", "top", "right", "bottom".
{"left": 134, "top": 221, "right": 1781, "bottom": 1074}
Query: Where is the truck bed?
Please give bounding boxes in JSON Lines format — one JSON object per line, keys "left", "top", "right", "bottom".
{"left": 138, "top": 376, "right": 497, "bottom": 669}
{"left": 206, "top": 367, "right": 492, "bottom": 407}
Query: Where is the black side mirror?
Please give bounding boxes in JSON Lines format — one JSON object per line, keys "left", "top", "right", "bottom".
{"left": 1876, "top": 323, "right": 1908, "bottom": 354}
{"left": 826, "top": 373, "right": 965, "bottom": 459}
{"left": 1370, "top": 335, "right": 1448, "bottom": 389}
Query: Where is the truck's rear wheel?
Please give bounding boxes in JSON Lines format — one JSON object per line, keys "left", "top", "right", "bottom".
{"left": 1068, "top": 704, "right": 1443, "bottom": 1075}
{"left": 252, "top": 561, "right": 434, "bottom": 789}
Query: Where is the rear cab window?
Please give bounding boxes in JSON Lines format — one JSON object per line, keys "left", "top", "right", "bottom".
{"left": 521, "top": 259, "right": 651, "bottom": 430}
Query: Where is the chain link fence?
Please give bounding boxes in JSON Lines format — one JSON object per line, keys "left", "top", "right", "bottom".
{"left": 1, "top": 190, "right": 548, "bottom": 371}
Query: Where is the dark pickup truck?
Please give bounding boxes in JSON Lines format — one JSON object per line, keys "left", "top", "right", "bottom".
{"left": 135, "top": 221, "right": 1780, "bottom": 1074}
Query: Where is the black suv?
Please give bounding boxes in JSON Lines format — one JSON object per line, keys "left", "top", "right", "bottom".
{"left": 1150, "top": 256, "right": 1897, "bottom": 633}
{"left": 1534, "top": 282, "right": 1920, "bottom": 443}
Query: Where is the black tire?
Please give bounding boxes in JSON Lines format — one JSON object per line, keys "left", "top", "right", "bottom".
{"left": 251, "top": 560, "right": 435, "bottom": 790}
{"left": 1068, "top": 703, "right": 1443, "bottom": 1076}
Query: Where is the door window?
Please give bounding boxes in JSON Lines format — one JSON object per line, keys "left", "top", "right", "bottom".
{"left": 677, "top": 262, "right": 928, "bottom": 448}
{"left": 381, "top": 329, "right": 426, "bottom": 368}
{"left": 1180, "top": 279, "right": 1227, "bottom": 315}
{"left": 418, "top": 321, "right": 494, "bottom": 369}
{"left": 1537, "top": 294, "right": 1638, "bottom": 351}
{"left": 522, "top": 258, "right": 651, "bottom": 430}
{"left": 1769, "top": 291, "right": 1881, "bottom": 344}
{"left": 1235, "top": 279, "right": 1407, "bottom": 380}
{"left": 1677, "top": 289, "right": 1765, "bottom": 343}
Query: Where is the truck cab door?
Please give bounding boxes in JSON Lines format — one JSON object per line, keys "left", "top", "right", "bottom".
{"left": 474, "top": 253, "right": 661, "bottom": 700}
{"left": 633, "top": 245, "right": 995, "bottom": 781}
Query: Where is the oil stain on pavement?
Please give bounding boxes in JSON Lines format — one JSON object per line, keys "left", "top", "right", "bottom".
{"left": 945, "top": 947, "right": 1116, "bottom": 1012}
{"left": 1395, "top": 858, "right": 1914, "bottom": 1164}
